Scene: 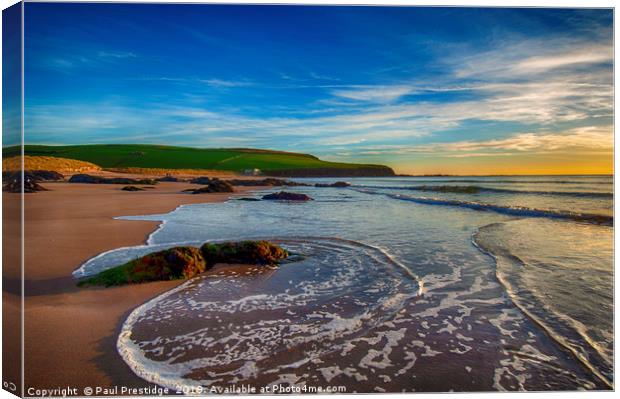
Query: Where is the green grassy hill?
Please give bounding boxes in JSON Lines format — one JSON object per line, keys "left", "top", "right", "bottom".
{"left": 3, "top": 144, "right": 395, "bottom": 177}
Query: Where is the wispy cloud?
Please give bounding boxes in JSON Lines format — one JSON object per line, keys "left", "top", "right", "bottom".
{"left": 97, "top": 51, "right": 137, "bottom": 59}
{"left": 515, "top": 45, "right": 612, "bottom": 73}
{"left": 43, "top": 49, "right": 139, "bottom": 72}
{"left": 199, "top": 79, "right": 253, "bottom": 88}
{"left": 309, "top": 71, "right": 340, "bottom": 81}
{"left": 452, "top": 36, "right": 612, "bottom": 79}
{"left": 331, "top": 85, "right": 413, "bottom": 103}
{"left": 439, "top": 126, "right": 613, "bottom": 153}
{"left": 337, "top": 126, "right": 613, "bottom": 158}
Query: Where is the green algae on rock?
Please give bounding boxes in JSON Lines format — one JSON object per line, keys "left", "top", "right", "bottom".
{"left": 77, "top": 241, "right": 288, "bottom": 287}
{"left": 77, "top": 246, "right": 206, "bottom": 287}
{"left": 201, "top": 240, "right": 288, "bottom": 266}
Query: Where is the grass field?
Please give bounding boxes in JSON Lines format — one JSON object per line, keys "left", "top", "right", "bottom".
{"left": 3, "top": 145, "right": 394, "bottom": 176}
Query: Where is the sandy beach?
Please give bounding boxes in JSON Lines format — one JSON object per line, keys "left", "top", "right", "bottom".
{"left": 5, "top": 177, "right": 259, "bottom": 392}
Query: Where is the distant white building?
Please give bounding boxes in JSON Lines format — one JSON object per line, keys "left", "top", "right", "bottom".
{"left": 244, "top": 168, "right": 262, "bottom": 176}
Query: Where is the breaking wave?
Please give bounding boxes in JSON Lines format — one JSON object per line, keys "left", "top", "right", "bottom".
{"left": 117, "top": 238, "right": 422, "bottom": 391}
{"left": 356, "top": 185, "right": 612, "bottom": 198}
{"left": 361, "top": 191, "right": 613, "bottom": 226}
{"left": 472, "top": 221, "right": 613, "bottom": 388}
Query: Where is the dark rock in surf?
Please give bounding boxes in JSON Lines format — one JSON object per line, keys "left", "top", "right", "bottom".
{"left": 315, "top": 181, "right": 351, "bottom": 188}
{"left": 77, "top": 246, "right": 207, "bottom": 287}
{"left": 200, "top": 240, "right": 288, "bottom": 266}
{"left": 77, "top": 241, "right": 289, "bottom": 287}
{"left": 262, "top": 191, "right": 313, "bottom": 201}
{"left": 188, "top": 179, "right": 234, "bottom": 194}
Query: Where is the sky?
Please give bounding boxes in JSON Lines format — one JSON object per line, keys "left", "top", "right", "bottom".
{"left": 8, "top": 3, "right": 614, "bottom": 174}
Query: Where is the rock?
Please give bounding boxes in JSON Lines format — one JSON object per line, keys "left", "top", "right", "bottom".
{"left": 262, "top": 191, "right": 313, "bottom": 201}
{"left": 77, "top": 247, "right": 206, "bottom": 287}
{"left": 156, "top": 176, "right": 179, "bottom": 182}
{"left": 236, "top": 197, "right": 261, "bottom": 201}
{"left": 121, "top": 186, "right": 144, "bottom": 191}
{"left": 2, "top": 172, "right": 49, "bottom": 193}
{"left": 108, "top": 177, "right": 158, "bottom": 185}
{"left": 77, "top": 241, "right": 289, "bottom": 287}
{"left": 68, "top": 174, "right": 108, "bottom": 184}
{"left": 189, "top": 176, "right": 213, "bottom": 185}
{"left": 68, "top": 174, "right": 157, "bottom": 185}
{"left": 315, "top": 181, "right": 351, "bottom": 188}
{"left": 227, "top": 178, "right": 269, "bottom": 186}
{"left": 28, "top": 170, "right": 64, "bottom": 181}
{"left": 200, "top": 241, "right": 288, "bottom": 266}
{"left": 189, "top": 179, "right": 234, "bottom": 194}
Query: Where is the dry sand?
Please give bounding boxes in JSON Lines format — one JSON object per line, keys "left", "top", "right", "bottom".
{"left": 4, "top": 178, "right": 261, "bottom": 392}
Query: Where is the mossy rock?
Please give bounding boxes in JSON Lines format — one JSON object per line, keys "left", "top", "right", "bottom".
{"left": 201, "top": 241, "right": 288, "bottom": 266}
{"left": 77, "top": 241, "right": 289, "bottom": 287}
{"left": 78, "top": 246, "right": 206, "bottom": 287}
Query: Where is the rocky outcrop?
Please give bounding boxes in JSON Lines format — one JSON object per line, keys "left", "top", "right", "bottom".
{"left": 67, "top": 174, "right": 100, "bottom": 183}
{"left": 77, "top": 241, "right": 289, "bottom": 287}
{"left": 189, "top": 176, "right": 213, "bottom": 185}
{"left": 68, "top": 174, "right": 108, "bottom": 184}
{"left": 187, "top": 179, "right": 234, "bottom": 194}
{"left": 262, "top": 191, "right": 313, "bottom": 201}
{"left": 2, "top": 171, "right": 49, "bottom": 193}
{"left": 315, "top": 181, "right": 351, "bottom": 188}
{"left": 200, "top": 241, "right": 288, "bottom": 266}
{"left": 78, "top": 247, "right": 206, "bottom": 287}
{"left": 28, "top": 170, "right": 64, "bottom": 181}
{"left": 156, "top": 176, "right": 179, "bottom": 182}
{"left": 68, "top": 174, "right": 158, "bottom": 185}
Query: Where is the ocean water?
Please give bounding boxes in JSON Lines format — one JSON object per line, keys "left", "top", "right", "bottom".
{"left": 75, "top": 175, "right": 613, "bottom": 392}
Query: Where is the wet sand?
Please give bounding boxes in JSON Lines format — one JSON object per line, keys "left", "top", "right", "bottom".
{"left": 6, "top": 178, "right": 260, "bottom": 392}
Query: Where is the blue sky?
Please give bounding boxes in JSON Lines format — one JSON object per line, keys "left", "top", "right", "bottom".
{"left": 14, "top": 4, "right": 614, "bottom": 173}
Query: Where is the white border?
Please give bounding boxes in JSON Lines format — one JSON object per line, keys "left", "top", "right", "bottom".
{"left": 0, "top": 1, "right": 616, "bottom": 399}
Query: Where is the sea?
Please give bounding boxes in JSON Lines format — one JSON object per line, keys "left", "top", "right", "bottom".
{"left": 74, "top": 175, "right": 614, "bottom": 392}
